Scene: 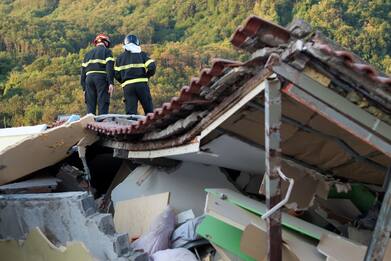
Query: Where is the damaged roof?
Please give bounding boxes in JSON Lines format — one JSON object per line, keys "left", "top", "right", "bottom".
{"left": 86, "top": 16, "right": 391, "bottom": 185}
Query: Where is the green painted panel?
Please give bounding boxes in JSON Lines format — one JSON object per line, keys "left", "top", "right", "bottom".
{"left": 197, "top": 215, "right": 256, "bottom": 261}
{"left": 205, "top": 188, "right": 328, "bottom": 240}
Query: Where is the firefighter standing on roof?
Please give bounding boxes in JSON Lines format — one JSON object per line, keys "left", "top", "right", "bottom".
{"left": 114, "top": 35, "right": 156, "bottom": 115}
{"left": 81, "top": 34, "right": 115, "bottom": 115}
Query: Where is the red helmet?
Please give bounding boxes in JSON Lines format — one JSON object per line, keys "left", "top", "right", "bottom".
{"left": 93, "top": 33, "right": 111, "bottom": 48}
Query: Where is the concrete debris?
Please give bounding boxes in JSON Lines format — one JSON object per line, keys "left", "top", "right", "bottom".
{"left": 56, "top": 164, "right": 88, "bottom": 192}
{"left": 0, "top": 227, "right": 94, "bottom": 261}
{"left": 0, "top": 124, "right": 47, "bottom": 152}
{"left": 0, "top": 192, "right": 129, "bottom": 260}
{"left": 0, "top": 176, "right": 61, "bottom": 194}
{"left": 0, "top": 114, "right": 96, "bottom": 185}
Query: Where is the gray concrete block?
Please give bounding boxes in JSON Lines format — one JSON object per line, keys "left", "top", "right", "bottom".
{"left": 0, "top": 192, "right": 129, "bottom": 260}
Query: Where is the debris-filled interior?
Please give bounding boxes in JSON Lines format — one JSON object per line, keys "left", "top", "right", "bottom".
{"left": 0, "top": 16, "right": 390, "bottom": 261}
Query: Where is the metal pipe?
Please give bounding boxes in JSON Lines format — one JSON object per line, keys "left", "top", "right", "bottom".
{"left": 262, "top": 167, "right": 294, "bottom": 220}
{"left": 263, "top": 74, "right": 282, "bottom": 261}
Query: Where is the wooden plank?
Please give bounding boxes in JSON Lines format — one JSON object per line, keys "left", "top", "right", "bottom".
{"left": 0, "top": 227, "right": 94, "bottom": 261}
{"left": 282, "top": 84, "right": 391, "bottom": 158}
{"left": 127, "top": 139, "right": 200, "bottom": 158}
{"left": 206, "top": 188, "right": 330, "bottom": 240}
{"left": 274, "top": 63, "right": 391, "bottom": 143}
{"left": 204, "top": 191, "right": 324, "bottom": 261}
{"left": 365, "top": 167, "right": 391, "bottom": 261}
{"left": 114, "top": 192, "right": 170, "bottom": 241}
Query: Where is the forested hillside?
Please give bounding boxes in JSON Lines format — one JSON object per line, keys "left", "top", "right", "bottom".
{"left": 0, "top": 0, "right": 390, "bottom": 127}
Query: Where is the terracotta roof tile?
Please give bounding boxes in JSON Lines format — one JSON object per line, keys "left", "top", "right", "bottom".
{"left": 86, "top": 59, "right": 243, "bottom": 135}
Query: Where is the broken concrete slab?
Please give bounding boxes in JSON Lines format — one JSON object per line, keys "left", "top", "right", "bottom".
{"left": 0, "top": 114, "right": 96, "bottom": 185}
{"left": 0, "top": 176, "right": 61, "bottom": 194}
{"left": 111, "top": 162, "right": 238, "bottom": 216}
{"left": 0, "top": 227, "right": 94, "bottom": 261}
{"left": 0, "top": 191, "right": 129, "bottom": 260}
{"left": 0, "top": 124, "right": 47, "bottom": 152}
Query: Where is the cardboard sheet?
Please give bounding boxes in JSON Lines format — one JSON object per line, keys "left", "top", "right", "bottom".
{"left": 0, "top": 227, "right": 94, "bottom": 261}
{"left": 0, "top": 115, "right": 95, "bottom": 185}
{"left": 240, "top": 224, "right": 299, "bottom": 261}
{"left": 114, "top": 192, "right": 170, "bottom": 241}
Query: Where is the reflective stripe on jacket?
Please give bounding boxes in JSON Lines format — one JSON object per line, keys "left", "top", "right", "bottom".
{"left": 80, "top": 45, "right": 114, "bottom": 90}
{"left": 114, "top": 51, "right": 156, "bottom": 87}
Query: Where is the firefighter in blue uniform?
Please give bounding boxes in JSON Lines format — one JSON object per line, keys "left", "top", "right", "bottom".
{"left": 81, "top": 34, "right": 115, "bottom": 115}
{"left": 114, "top": 35, "right": 156, "bottom": 115}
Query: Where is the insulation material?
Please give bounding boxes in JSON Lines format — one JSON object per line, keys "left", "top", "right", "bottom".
{"left": 0, "top": 115, "right": 95, "bottom": 185}
{"left": 0, "top": 227, "right": 94, "bottom": 261}
{"left": 333, "top": 161, "right": 385, "bottom": 185}
{"left": 111, "top": 162, "right": 238, "bottom": 216}
{"left": 307, "top": 115, "right": 376, "bottom": 156}
{"left": 281, "top": 130, "right": 350, "bottom": 169}
{"left": 114, "top": 192, "right": 170, "bottom": 241}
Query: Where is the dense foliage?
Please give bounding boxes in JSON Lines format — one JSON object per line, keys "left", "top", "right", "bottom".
{"left": 0, "top": 0, "right": 389, "bottom": 127}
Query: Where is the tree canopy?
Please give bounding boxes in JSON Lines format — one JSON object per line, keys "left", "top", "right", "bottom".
{"left": 0, "top": 0, "right": 389, "bottom": 127}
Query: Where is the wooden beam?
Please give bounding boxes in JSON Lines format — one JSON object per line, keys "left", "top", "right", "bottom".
{"left": 273, "top": 63, "right": 391, "bottom": 143}
{"left": 282, "top": 84, "right": 391, "bottom": 158}
{"left": 364, "top": 166, "right": 391, "bottom": 261}
{"left": 99, "top": 67, "right": 272, "bottom": 152}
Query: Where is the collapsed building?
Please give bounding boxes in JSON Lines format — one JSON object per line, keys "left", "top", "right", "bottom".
{"left": 0, "top": 16, "right": 390, "bottom": 261}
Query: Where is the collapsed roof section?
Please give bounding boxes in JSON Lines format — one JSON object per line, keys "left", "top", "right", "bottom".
{"left": 86, "top": 16, "right": 391, "bottom": 186}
